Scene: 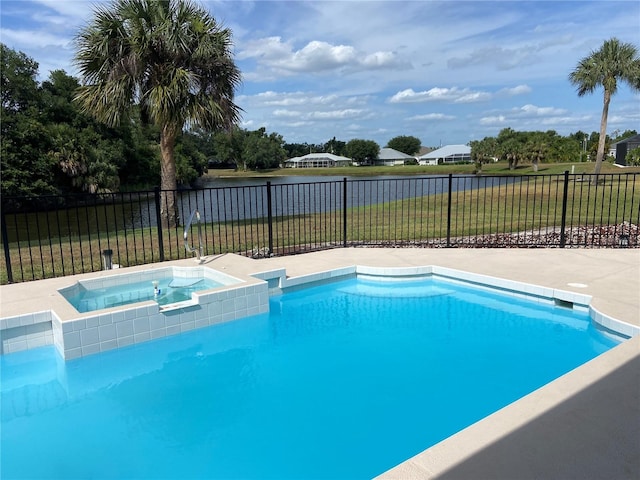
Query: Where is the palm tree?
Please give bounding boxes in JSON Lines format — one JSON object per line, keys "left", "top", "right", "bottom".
{"left": 569, "top": 38, "right": 640, "bottom": 181}
{"left": 74, "top": 0, "right": 242, "bottom": 226}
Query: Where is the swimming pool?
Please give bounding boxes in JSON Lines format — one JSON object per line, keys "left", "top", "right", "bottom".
{"left": 0, "top": 275, "right": 624, "bottom": 479}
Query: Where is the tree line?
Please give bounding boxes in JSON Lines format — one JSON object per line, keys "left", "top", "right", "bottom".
{"left": 469, "top": 127, "right": 637, "bottom": 173}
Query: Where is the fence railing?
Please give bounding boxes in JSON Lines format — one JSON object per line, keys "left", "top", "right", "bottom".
{"left": 2, "top": 172, "right": 638, "bottom": 284}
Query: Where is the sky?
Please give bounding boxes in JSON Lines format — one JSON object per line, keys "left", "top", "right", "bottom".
{"left": 1, "top": 0, "right": 639, "bottom": 148}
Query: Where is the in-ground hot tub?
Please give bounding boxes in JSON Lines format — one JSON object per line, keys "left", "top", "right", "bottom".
{"left": 46, "top": 264, "right": 269, "bottom": 360}
{"left": 59, "top": 266, "right": 243, "bottom": 313}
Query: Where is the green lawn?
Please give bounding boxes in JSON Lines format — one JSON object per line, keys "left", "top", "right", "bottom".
{"left": 203, "top": 161, "right": 640, "bottom": 179}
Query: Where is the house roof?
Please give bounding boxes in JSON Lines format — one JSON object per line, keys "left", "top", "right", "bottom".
{"left": 417, "top": 146, "right": 435, "bottom": 156}
{"left": 419, "top": 144, "right": 471, "bottom": 159}
{"left": 286, "top": 153, "right": 351, "bottom": 162}
{"left": 613, "top": 134, "right": 640, "bottom": 146}
{"left": 378, "top": 147, "right": 415, "bottom": 160}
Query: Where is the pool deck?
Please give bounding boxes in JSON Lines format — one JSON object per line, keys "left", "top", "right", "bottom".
{"left": 1, "top": 248, "right": 639, "bottom": 478}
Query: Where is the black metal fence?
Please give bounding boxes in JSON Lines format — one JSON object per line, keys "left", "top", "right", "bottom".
{"left": 2, "top": 172, "right": 639, "bottom": 284}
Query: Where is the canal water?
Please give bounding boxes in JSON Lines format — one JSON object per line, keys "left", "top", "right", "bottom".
{"left": 4, "top": 175, "right": 515, "bottom": 241}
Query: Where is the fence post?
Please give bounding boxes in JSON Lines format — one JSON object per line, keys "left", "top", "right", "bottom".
{"left": 446, "top": 173, "right": 453, "bottom": 247}
{"left": 343, "top": 177, "right": 348, "bottom": 247}
{"left": 266, "top": 181, "right": 273, "bottom": 255}
{"left": 1, "top": 208, "right": 13, "bottom": 283}
{"left": 154, "top": 187, "right": 165, "bottom": 261}
{"left": 559, "top": 170, "right": 570, "bottom": 248}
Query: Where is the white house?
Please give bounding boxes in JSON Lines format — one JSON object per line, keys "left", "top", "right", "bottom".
{"left": 418, "top": 144, "right": 471, "bottom": 165}
{"left": 284, "top": 153, "right": 352, "bottom": 168}
{"left": 374, "top": 147, "right": 417, "bottom": 166}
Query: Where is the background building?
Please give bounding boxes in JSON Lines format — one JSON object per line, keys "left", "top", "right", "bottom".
{"left": 613, "top": 134, "right": 640, "bottom": 166}
{"left": 284, "top": 153, "right": 352, "bottom": 168}
{"left": 418, "top": 145, "right": 471, "bottom": 165}
{"left": 374, "top": 147, "right": 417, "bottom": 166}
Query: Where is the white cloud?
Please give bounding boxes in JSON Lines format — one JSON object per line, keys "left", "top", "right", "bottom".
{"left": 540, "top": 116, "right": 585, "bottom": 125}
{"left": 456, "top": 92, "right": 492, "bottom": 103}
{"left": 238, "top": 36, "right": 408, "bottom": 75}
{"left": 269, "top": 107, "right": 366, "bottom": 121}
{"left": 0, "top": 28, "right": 70, "bottom": 48}
{"left": 240, "top": 91, "right": 343, "bottom": 107}
{"left": 500, "top": 85, "right": 532, "bottom": 96}
{"left": 389, "top": 87, "right": 491, "bottom": 104}
{"left": 447, "top": 43, "right": 548, "bottom": 71}
{"left": 273, "top": 109, "right": 302, "bottom": 118}
{"left": 32, "top": 0, "right": 100, "bottom": 20}
{"left": 32, "top": 12, "right": 70, "bottom": 26}
{"left": 480, "top": 115, "right": 507, "bottom": 125}
{"left": 307, "top": 109, "right": 365, "bottom": 120}
{"left": 408, "top": 113, "right": 456, "bottom": 121}
{"left": 517, "top": 104, "right": 568, "bottom": 116}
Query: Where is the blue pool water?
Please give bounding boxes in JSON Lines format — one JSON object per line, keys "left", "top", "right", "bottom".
{"left": 64, "top": 277, "right": 223, "bottom": 312}
{"left": 0, "top": 276, "right": 621, "bottom": 479}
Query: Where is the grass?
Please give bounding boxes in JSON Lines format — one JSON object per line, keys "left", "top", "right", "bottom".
{"left": 203, "top": 161, "right": 640, "bottom": 179}
{"left": 2, "top": 171, "right": 639, "bottom": 284}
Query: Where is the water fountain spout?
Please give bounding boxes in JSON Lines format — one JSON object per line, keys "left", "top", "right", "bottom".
{"left": 184, "top": 209, "right": 204, "bottom": 262}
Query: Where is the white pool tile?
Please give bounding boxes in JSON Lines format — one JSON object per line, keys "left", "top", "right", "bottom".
{"left": 63, "top": 331, "right": 81, "bottom": 349}
{"left": 195, "top": 318, "right": 208, "bottom": 329}
{"left": 134, "top": 332, "right": 151, "bottom": 343}
{"left": 85, "top": 316, "right": 99, "bottom": 328}
{"left": 81, "top": 343, "right": 100, "bottom": 356}
{"left": 6, "top": 316, "right": 21, "bottom": 329}
{"left": 234, "top": 308, "right": 248, "bottom": 320}
{"left": 116, "top": 320, "right": 134, "bottom": 338}
{"left": 149, "top": 314, "right": 165, "bottom": 331}
{"left": 234, "top": 296, "right": 248, "bottom": 310}
{"left": 99, "top": 324, "right": 117, "bottom": 342}
{"left": 246, "top": 294, "right": 259, "bottom": 308}
{"left": 34, "top": 311, "right": 51, "bottom": 323}
{"left": 100, "top": 339, "right": 118, "bottom": 352}
{"left": 166, "top": 325, "right": 181, "bottom": 336}
{"left": 25, "top": 323, "right": 49, "bottom": 339}
{"left": 65, "top": 347, "right": 82, "bottom": 360}
{"left": 80, "top": 327, "right": 99, "bottom": 346}
{"left": 73, "top": 319, "right": 87, "bottom": 332}
{"left": 164, "top": 311, "right": 180, "bottom": 326}
{"left": 32, "top": 334, "right": 53, "bottom": 348}
{"left": 26, "top": 335, "right": 52, "bottom": 350}
{"left": 180, "top": 322, "right": 195, "bottom": 333}
{"left": 117, "top": 335, "right": 134, "bottom": 348}
{"left": 179, "top": 308, "right": 196, "bottom": 324}
{"left": 150, "top": 328, "right": 166, "bottom": 340}
{"left": 222, "top": 298, "right": 235, "bottom": 315}
{"left": 208, "top": 312, "right": 223, "bottom": 325}
{"left": 133, "top": 317, "right": 150, "bottom": 334}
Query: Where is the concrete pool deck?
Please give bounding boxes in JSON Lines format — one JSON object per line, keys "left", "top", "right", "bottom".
{"left": 1, "top": 248, "right": 639, "bottom": 478}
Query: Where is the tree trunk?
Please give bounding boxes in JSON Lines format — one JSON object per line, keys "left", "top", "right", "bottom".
{"left": 593, "top": 88, "right": 611, "bottom": 184}
{"left": 532, "top": 159, "right": 538, "bottom": 172}
{"left": 160, "top": 124, "right": 179, "bottom": 228}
